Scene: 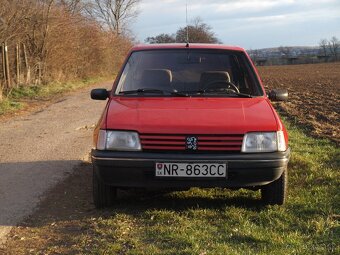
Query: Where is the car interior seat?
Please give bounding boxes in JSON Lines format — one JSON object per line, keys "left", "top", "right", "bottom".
{"left": 140, "top": 69, "right": 173, "bottom": 91}
{"left": 199, "top": 71, "right": 232, "bottom": 90}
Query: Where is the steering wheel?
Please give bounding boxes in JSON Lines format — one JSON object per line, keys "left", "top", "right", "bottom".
{"left": 203, "top": 80, "right": 240, "bottom": 93}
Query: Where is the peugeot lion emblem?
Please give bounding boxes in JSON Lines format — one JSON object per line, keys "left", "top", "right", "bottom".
{"left": 186, "top": 136, "right": 198, "bottom": 151}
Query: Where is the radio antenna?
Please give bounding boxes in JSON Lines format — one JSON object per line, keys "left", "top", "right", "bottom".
{"left": 185, "top": 1, "right": 189, "bottom": 47}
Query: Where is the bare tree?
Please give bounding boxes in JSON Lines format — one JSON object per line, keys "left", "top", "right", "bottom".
{"left": 87, "top": 0, "right": 140, "bottom": 35}
{"left": 57, "top": 0, "right": 84, "bottom": 13}
{"left": 176, "top": 17, "right": 220, "bottom": 43}
{"left": 0, "top": 0, "right": 37, "bottom": 89}
{"left": 328, "top": 36, "right": 339, "bottom": 61}
{"left": 319, "top": 39, "right": 328, "bottom": 57}
{"left": 145, "top": 33, "right": 176, "bottom": 44}
{"left": 0, "top": 0, "right": 35, "bottom": 41}
{"left": 0, "top": 0, "right": 133, "bottom": 94}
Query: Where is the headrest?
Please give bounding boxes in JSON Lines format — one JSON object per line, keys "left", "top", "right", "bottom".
{"left": 200, "top": 71, "right": 231, "bottom": 86}
{"left": 141, "top": 69, "right": 172, "bottom": 90}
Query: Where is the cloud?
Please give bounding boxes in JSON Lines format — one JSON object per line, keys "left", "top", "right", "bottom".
{"left": 132, "top": 0, "right": 340, "bottom": 48}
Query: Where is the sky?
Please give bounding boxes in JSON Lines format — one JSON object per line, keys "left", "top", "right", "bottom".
{"left": 131, "top": 0, "right": 340, "bottom": 49}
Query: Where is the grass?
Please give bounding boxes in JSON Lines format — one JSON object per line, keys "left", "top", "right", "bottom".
{"left": 0, "top": 98, "right": 23, "bottom": 115}
{"left": 80, "top": 119, "right": 340, "bottom": 255}
{"left": 3, "top": 117, "right": 338, "bottom": 255}
{"left": 0, "top": 77, "right": 109, "bottom": 115}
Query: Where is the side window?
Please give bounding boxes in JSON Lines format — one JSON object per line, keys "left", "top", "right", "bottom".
{"left": 117, "top": 62, "right": 130, "bottom": 90}
{"left": 117, "top": 52, "right": 142, "bottom": 91}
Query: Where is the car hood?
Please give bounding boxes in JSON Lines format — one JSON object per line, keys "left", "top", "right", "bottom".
{"left": 105, "top": 97, "right": 278, "bottom": 134}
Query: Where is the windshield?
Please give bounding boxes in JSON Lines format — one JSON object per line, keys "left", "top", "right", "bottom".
{"left": 115, "top": 49, "right": 263, "bottom": 96}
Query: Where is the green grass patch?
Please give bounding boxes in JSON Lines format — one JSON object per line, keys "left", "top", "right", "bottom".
{"left": 0, "top": 77, "right": 109, "bottom": 115}
{"left": 77, "top": 119, "right": 339, "bottom": 255}
{"left": 2, "top": 114, "right": 338, "bottom": 254}
{"left": 0, "top": 98, "right": 24, "bottom": 115}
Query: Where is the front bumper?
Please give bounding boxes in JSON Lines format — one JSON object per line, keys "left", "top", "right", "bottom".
{"left": 91, "top": 148, "right": 290, "bottom": 189}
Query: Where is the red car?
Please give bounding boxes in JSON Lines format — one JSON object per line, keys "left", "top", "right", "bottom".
{"left": 91, "top": 44, "right": 290, "bottom": 208}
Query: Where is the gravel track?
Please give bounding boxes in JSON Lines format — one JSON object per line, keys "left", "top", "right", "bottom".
{"left": 0, "top": 82, "right": 111, "bottom": 244}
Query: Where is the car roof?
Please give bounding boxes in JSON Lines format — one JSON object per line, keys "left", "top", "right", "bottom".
{"left": 131, "top": 43, "right": 246, "bottom": 52}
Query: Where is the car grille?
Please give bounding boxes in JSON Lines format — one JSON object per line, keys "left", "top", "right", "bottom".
{"left": 140, "top": 134, "right": 244, "bottom": 152}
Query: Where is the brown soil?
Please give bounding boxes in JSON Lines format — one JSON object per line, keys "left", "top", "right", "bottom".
{"left": 258, "top": 62, "right": 340, "bottom": 145}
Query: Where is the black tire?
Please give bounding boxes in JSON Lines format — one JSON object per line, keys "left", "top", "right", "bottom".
{"left": 261, "top": 168, "right": 287, "bottom": 205}
{"left": 93, "top": 166, "right": 117, "bottom": 208}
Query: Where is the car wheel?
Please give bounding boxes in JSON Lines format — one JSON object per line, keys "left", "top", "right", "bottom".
{"left": 261, "top": 168, "right": 287, "bottom": 205}
{"left": 93, "top": 166, "right": 117, "bottom": 208}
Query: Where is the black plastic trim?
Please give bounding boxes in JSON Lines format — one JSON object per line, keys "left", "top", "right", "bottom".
{"left": 91, "top": 148, "right": 290, "bottom": 188}
{"left": 92, "top": 148, "right": 290, "bottom": 161}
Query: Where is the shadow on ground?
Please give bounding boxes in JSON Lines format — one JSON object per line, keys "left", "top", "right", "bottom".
{"left": 25, "top": 161, "right": 264, "bottom": 225}
{"left": 1, "top": 161, "right": 266, "bottom": 253}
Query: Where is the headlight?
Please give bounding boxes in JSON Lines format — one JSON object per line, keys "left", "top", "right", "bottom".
{"left": 97, "top": 130, "right": 141, "bottom": 151}
{"left": 241, "top": 131, "right": 286, "bottom": 153}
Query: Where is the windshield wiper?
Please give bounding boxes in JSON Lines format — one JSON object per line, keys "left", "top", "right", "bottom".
{"left": 190, "top": 88, "right": 253, "bottom": 98}
{"left": 119, "top": 88, "right": 188, "bottom": 97}
{"left": 222, "top": 91, "right": 253, "bottom": 98}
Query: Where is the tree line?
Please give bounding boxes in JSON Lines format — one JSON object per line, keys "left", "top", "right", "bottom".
{"left": 0, "top": 0, "right": 140, "bottom": 100}
{"left": 145, "top": 17, "right": 220, "bottom": 44}
{"left": 277, "top": 36, "right": 339, "bottom": 61}
{"left": 249, "top": 36, "right": 339, "bottom": 66}
{"left": 319, "top": 36, "right": 339, "bottom": 61}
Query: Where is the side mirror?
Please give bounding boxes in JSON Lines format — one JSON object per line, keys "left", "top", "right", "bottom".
{"left": 268, "top": 89, "right": 288, "bottom": 101}
{"left": 91, "top": 89, "right": 109, "bottom": 100}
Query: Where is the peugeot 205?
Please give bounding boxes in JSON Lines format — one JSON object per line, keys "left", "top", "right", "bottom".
{"left": 90, "top": 44, "right": 290, "bottom": 208}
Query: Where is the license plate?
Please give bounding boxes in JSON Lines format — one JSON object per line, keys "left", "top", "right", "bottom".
{"left": 155, "top": 163, "right": 227, "bottom": 177}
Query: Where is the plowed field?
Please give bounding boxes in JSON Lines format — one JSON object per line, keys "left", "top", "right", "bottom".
{"left": 258, "top": 63, "right": 340, "bottom": 144}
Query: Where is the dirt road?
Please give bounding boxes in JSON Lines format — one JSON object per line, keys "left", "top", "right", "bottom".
{"left": 0, "top": 81, "right": 111, "bottom": 244}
